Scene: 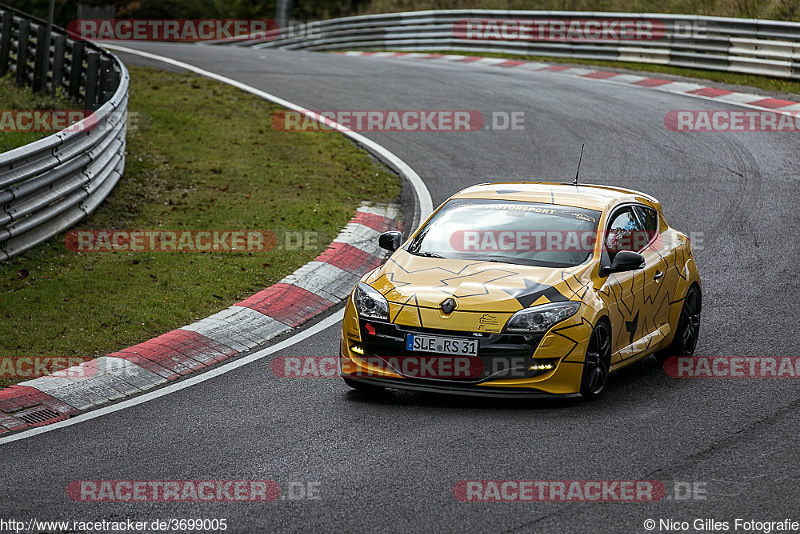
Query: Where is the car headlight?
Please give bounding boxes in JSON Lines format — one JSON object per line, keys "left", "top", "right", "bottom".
{"left": 504, "top": 302, "right": 581, "bottom": 334}
{"left": 353, "top": 282, "right": 390, "bottom": 321}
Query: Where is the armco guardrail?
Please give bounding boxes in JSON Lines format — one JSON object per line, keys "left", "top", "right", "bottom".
{"left": 0, "top": 4, "right": 128, "bottom": 260}
{"left": 234, "top": 10, "right": 800, "bottom": 80}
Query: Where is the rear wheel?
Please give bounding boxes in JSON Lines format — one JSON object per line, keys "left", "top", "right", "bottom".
{"left": 656, "top": 285, "right": 701, "bottom": 362}
{"left": 580, "top": 321, "right": 612, "bottom": 400}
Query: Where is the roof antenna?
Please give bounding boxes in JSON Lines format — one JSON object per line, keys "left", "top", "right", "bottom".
{"left": 573, "top": 144, "right": 585, "bottom": 186}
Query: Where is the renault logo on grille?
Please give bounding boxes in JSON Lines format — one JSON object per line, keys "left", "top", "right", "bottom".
{"left": 440, "top": 298, "right": 457, "bottom": 314}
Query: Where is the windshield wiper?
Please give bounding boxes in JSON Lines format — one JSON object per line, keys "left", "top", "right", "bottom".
{"left": 415, "top": 251, "right": 444, "bottom": 258}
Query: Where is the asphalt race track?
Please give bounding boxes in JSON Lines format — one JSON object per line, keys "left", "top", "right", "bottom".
{"left": 2, "top": 43, "right": 799, "bottom": 533}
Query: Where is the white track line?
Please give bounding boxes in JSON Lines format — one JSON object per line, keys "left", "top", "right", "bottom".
{"left": 2, "top": 45, "right": 433, "bottom": 444}
{"left": 0, "top": 310, "right": 344, "bottom": 444}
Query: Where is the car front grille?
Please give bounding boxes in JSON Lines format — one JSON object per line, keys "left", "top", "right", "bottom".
{"left": 355, "top": 320, "right": 546, "bottom": 383}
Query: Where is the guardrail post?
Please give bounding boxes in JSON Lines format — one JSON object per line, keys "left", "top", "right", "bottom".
{"left": 98, "top": 56, "right": 111, "bottom": 103}
{"left": 106, "top": 68, "right": 120, "bottom": 104}
{"left": 15, "top": 19, "right": 30, "bottom": 86}
{"left": 0, "top": 11, "right": 11, "bottom": 76}
{"left": 99, "top": 56, "right": 118, "bottom": 104}
{"left": 33, "top": 25, "right": 49, "bottom": 93}
{"left": 84, "top": 50, "right": 99, "bottom": 109}
{"left": 52, "top": 34, "right": 65, "bottom": 95}
{"left": 68, "top": 41, "right": 84, "bottom": 100}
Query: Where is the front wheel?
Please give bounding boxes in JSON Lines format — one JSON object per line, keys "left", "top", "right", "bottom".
{"left": 580, "top": 320, "right": 612, "bottom": 400}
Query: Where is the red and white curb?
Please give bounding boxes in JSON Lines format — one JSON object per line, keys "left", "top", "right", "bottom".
{"left": 0, "top": 202, "right": 400, "bottom": 433}
{"left": 339, "top": 51, "right": 800, "bottom": 112}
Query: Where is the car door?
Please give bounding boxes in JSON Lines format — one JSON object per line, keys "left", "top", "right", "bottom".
{"left": 632, "top": 204, "right": 671, "bottom": 352}
{"left": 601, "top": 206, "right": 648, "bottom": 363}
{"left": 639, "top": 206, "right": 686, "bottom": 342}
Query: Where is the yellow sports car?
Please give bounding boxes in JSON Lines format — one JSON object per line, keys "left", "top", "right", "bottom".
{"left": 340, "top": 182, "right": 701, "bottom": 399}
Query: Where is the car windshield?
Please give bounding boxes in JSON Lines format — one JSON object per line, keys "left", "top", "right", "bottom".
{"left": 407, "top": 198, "right": 602, "bottom": 267}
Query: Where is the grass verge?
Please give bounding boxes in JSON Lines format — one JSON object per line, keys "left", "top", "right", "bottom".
{"left": 0, "top": 74, "right": 76, "bottom": 153}
{"left": 0, "top": 65, "right": 400, "bottom": 388}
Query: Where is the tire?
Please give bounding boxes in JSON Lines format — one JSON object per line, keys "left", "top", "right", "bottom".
{"left": 580, "top": 320, "right": 612, "bottom": 400}
{"left": 343, "top": 377, "right": 386, "bottom": 393}
{"left": 656, "top": 285, "right": 701, "bottom": 363}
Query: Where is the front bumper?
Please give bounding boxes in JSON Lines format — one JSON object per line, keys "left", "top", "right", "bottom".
{"left": 342, "top": 374, "right": 582, "bottom": 399}
{"left": 340, "top": 300, "right": 590, "bottom": 397}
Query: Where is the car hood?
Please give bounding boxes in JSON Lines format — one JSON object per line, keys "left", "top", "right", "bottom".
{"left": 366, "top": 249, "right": 589, "bottom": 313}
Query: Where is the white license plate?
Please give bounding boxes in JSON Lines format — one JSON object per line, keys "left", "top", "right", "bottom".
{"left": 405, "top": 334, "right": 478, "bottom": 356}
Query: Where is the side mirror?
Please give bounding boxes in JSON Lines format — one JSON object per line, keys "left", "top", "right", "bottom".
{"left": 600, "top": 250, "right": 645, "bottom": 277}
{"left": 378, "top": 231, "right": 403, "bottom": 252}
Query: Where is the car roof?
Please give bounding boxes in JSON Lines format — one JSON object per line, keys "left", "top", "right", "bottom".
{"left": 451, "top": 182, "right": 662, "bottom": 213}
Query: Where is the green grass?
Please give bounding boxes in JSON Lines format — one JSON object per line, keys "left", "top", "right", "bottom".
{"left": 381, "top": 49, "right": 800, "bottom": 96}
{"left": 0, "top": 65, "right": 400, "bottom": 387}
{"left": 0, "top": 74, "right": 76, "bottom": 153}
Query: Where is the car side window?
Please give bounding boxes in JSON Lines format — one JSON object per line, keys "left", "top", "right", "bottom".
{"left": 633, "top": 205, "right": 659, "bottom": 235}
{"left": 605, "top": 207, "right": 644, "bottom": 261}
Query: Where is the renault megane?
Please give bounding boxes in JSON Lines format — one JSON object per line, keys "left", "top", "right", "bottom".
{"left": 339, "top": 182, "right": 701, "bottom": 400}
